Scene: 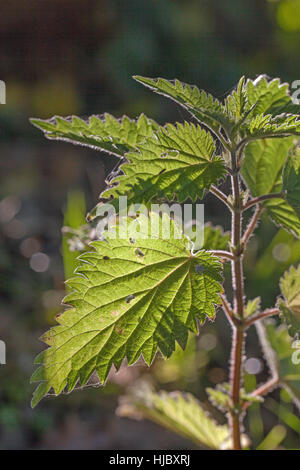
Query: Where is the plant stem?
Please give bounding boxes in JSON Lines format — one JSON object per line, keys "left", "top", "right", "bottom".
{"left": 251, "top": 375, "right": 279, "bottom": 399}
{"left": 230, "top": 326, "right": 244, "bottom": 449}
{"left": 243, "top": 193, "right": 284, "bottom": 211}
{"left": 245, "top": 308, "right": 280, "bottom": 329}
{"left": 242, "top": 205, "right": 263, "bottom": 245}
{"left": 209, "top": 250, "right": 234, "bottom": 261}
{"left": 243, "top": 375, "right": 279, "bottom": 411}
{"left": 210, "top": 185, "right": 233, "bottom": 210}
{"left": 221, "top": 294, "right": 235, "bottom": 326}
{"left": 229, "top": 151, "right": 245, "bottom": 450}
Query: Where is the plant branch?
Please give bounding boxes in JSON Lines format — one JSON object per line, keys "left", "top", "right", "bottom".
{"left": 237, "top": 141, "right": 247, "bottom": 166}
{"left": 215, "top": 130, "right": 231, "bottom": 151}
{"left": 220, "top": 295, "right": 235, "bottom": 326}
{"left": 210, "top": 185, "right": 233, "bottom": 210}
{"left": 209, "top": 250, "right": 234, "bottom": 261}
{"left": 243, "top": 193, "right": 284, "bottom": 211}
{"left": 245, "top": 308, "right": 280, "bottom": 329}
{"left": 236, "top": 138, "right": 247, "bottom": 153}
{"left": 243, "top": 375, "right": 279, "bottom": 411}
{"left": 242, "top": 205, "right": 263, "bottom": 246}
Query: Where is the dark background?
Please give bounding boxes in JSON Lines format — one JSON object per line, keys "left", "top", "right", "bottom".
{"left": 1, "top": 0, "right": 300, "bottom": 450}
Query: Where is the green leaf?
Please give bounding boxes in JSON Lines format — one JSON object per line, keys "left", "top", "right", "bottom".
{"left": 283, "top": 145, "right": 300, "bottom": 218}
{"left": 242, "top": 137, "right": 300, "bottom": 237}
{"left": 263, "top": 197, "right": 300, "bottom": 239}
{"left": 132, "top": 75, "right": 300, "bottom": 142}
{"left": 224, "top": 76, "right": 248, "bottom": 121}
{"left": 133, "top": 76, "right": 234, "bottom": 134}
{"left": 241, "top": 113, "right": 300, "bottom": 139}
{"left": 228, "top": 75, "right": 300, "bottom": 139}
{"left": 256, "top": 320, "right": 300, "bottom": 410}
{"left": 242, "top": 137, "right": 294, "bottom": 196}
{"left": 117, "top": 383, "right": 230, "bottom": 449}
{"left": 280, "top": 264, "right": 300, "bottom": 314}
{"left": 279, "top": 303, "right": 300, "bottom": 340}
{"left": 245, "top": 297, "right": 261, "bottom": 318}
{"left": 30, "top": 113, "right": 158, "bottom": 157}
{"left": 207, "top": 383, "right": 263, "bottom": 413}
{"left": 31, "top": 213, "right": 223, "bottom": 407}
{"left": 88, "top": 122, "right": 226, "bottom": 220}
{"left": 207, "top": 384, "right": 232, "bottom": 412}
{"left": 279, "top": 264, "right": 300, "bottom": 337}
{"left": 246, "top": 75, "right": 299, "bottom": 117}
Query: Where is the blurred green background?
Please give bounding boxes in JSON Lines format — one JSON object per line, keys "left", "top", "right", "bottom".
{"left": 1, "top": 0, "right": 300, "bottom": 450}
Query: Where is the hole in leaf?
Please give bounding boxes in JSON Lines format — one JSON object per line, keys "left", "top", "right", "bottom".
{"left": 126, "top": 294, "right": 135, "bottom": 303}
{"left": 161, "top": 150, "right": 178, "bottom": 158}
{"left": 135, "top": 248, "right": 145, "bottom": 257}
{"left": 114, "top": 325, "right": 124, "bottom": 335}
{"left": 103, "top": 256, "right": 110, "bottom": 260}
{"left": 195, "top": 264, "right": 205, "bottom": 274}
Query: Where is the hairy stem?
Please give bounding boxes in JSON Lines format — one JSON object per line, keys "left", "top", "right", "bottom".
{"left": 229, "top": 151, "right": 245, "bottom": 450}
{"left": 210, "top": 185, "right": 233, "bottom": 210}
{"left": 230, "top": 326, "right": 245, "bottom": 449}
{"left": 243, "top": 193, "right": 284, "bottom": 211}
{"left": 243, "top": 375, "right": 279, "bottom": 411}
{"left": 242, "top": 205, "right": 263, "bottom": 245}
{"left": 221, "top": 294, "right": 235, "bottom": 326}
{"left": 209, "top": 250, "right": 234, "bottom": 261}
{"left": 245, "top": 308, "right": 280, "bottom": 329}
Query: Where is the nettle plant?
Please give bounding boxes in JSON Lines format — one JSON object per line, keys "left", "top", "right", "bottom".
{"left": 30, "top": 75, "right": 300, "bottom": 450}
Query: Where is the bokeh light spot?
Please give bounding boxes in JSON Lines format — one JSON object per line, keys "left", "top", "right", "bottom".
{"left": 272, "top": 243, "right": 291, "bottom": 262}
{"left": 199, "top": 333, "right": 217, "bottom": 351}
{"left": 208, "top": 367, "right": 226, "bottom": 384}
{"left": 20, "top": 237, "right": 42, "bottom": 258}
{"left": 29, "top": 252, "right": 50, "bottom": 272}
{"left": 0, "top": 196, "right": 21, "bottom": 223}
{"left": 244, "top": 357, "right": 263, "bottom": 375}
{"left": 3, "top": 219, "right": 26, "bottom": 239}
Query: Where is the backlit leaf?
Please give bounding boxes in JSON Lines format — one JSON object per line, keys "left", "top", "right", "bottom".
{"left": 31, "top": 213, "right": 223, "bottom": 407}
{"left": 117, "top": 383, "right": 230, "bottom": 449}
